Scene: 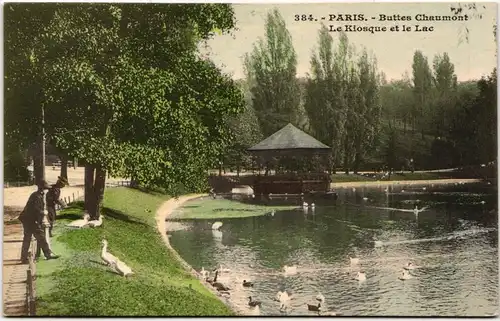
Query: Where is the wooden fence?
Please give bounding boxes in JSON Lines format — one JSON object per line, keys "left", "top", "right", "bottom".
{"left": 26, "top": 238, "right": 37, "bottom": 315}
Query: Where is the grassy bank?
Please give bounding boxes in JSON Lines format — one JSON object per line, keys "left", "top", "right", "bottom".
{"left": 35, "top": 187, "right": 233, "bottom": 316}
{"left": 170, "top": 197, "right": 298, "bottom": 220}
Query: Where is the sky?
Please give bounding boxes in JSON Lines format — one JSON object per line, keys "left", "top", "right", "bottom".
{"left": 203, "top": 2, "right": 497, "bottom": 82}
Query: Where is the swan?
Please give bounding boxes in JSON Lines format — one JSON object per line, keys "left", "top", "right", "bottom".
{"left": 283, "top": 265, "right": 298, "bottom": 275}
{"left": 88, "top": 215, "right": 103, "bottom": 228}
{"left": 248, "top": 296, "right": 262, "bottom": 307}
{"left": 349, "top": 256, "right": 360, "bottom": 265}
{"left": 355, "top": 271, "right": 367, "bottom": 282}
{"left": 212, "top": 221, "right": 223, "bottom": 230}
{"left": 210, "top": 270, "right": 230, "bottom": 291}
{"left": 200, "top": 267, "right": 209, "bottom": 279}
{"left": 398, "top": 270, "right": 412, "bottom": 281}
{"left": 100, "top": 239, "right": 118, "bottom": 266}
{"left": 111, "top": 259, "right": 134, "bottom": 277}
{"left": 67, "top": 213, "right": 90, "bottom": 228}
{"left": 276, "top": 291, "right": 290, "bottom": 311}
{"left": 316, "top": 293, "right": 325, "bottom": 302}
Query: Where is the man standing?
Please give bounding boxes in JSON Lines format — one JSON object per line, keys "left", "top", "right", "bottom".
{"left": 18, "top": 180, "right": 59, "bottom": 263}
{"left": 46, "top": 176, "right": 68, "bottom": 237}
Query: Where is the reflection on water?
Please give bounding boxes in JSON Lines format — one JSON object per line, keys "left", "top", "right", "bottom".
{"left": 168, "top": 183, "right": 498, "bottom": 316}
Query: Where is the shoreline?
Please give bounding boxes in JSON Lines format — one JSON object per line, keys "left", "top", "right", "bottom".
{"left": 155, "top": 194, "right": 244, "bottom": 316}
{"left": 330, "top": 178, "right": 483, "bottom": 189}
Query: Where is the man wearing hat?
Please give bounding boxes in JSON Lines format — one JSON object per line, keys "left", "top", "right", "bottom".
{"left": 45, "top": 176, "right": 69, "bottom": 237}
{"left": 18, "top": 180, "right": 59, "bottom": 263}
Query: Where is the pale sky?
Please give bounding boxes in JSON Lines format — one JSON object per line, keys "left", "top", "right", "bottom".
{"left": 203, "top": 3, "right": 497, "bottom": 81}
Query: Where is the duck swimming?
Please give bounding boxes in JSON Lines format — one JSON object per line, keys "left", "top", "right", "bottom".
{"left": 248, "top": 296, "right": 262, "bottom": 307}
{"left": 242, "top": 280, "right": 254, "bottom": 287}
{"left": 307, "top": 302, "right": 321, "bottom": 312}
{"left": 399, "top": 270, "right": 412, "bottom": 281}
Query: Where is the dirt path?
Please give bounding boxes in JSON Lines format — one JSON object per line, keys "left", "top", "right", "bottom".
{"left": 330, "top": 178, "right": 482, "bottom": 189}
{"left": 3, "top": 185, "right": 85, "bottom": 316}
{"left": 155, "top": 194, "right": 245, "bottom": 315}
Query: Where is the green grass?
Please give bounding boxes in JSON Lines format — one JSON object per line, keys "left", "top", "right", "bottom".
{"left": 35, "top": 187, "right": 234, "bottom": 316}
{"left": 171, "top": 197, "right": 298, "bottom": 220}
{"left": 331, "top": 174, "right": 377, "bottom": 182}
{"left": 388, "top": 172, "right": 449, "bottom": 181}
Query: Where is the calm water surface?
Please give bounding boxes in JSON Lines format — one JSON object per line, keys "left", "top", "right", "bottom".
{"left": 168, "top": 183, "right": 498, "bottom": 316}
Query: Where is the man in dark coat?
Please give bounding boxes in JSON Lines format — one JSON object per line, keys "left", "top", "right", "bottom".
{"left": 18, "top": 180, "right": 59, "bottom": 263}
{"left": 46, "top": 176, "right": 68, "bottom": 237}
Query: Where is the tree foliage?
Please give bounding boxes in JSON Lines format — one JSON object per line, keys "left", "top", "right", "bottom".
{"left": 5, "top": 3, "right": 244, "bottom": 217}
{"left": 243, "top": 8, "right": 302, "bottom": 137}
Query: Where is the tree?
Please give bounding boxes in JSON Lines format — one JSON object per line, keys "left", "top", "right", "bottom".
{"left": 411, "top": 50, "right": 433, "bottom": 136}
{"left": 244, "top": 8, "right": 302, "bottom": 137}
{"left": 5, "top": 3, "right": 245, "bottom": 218}
{"left": 431, "top": 52, "right": 457, "bottom": 137}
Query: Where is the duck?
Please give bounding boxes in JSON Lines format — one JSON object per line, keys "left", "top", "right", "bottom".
{"left": 307, "top": 302, "right": 321, "bottom": 312}
{"left": 422, "top": 187, "right": 427, "bottom": 191}
{"left": 316, "top": 292, "right": 325, "bottom": 302}
{"left": 88, "top": 215, "right": 103, "bottom": 228}
{"left": 352, "top": 188, "right": 356, "bottom": 192}
{"left": 398, "top": 270, "right": 412, "bottom": 281}
{"left": 248, "top": 296, "right": 262, "bottom": 307}
{"left": 212, "top": 221, "right": 223, "bottom": 231}
{"left": 210, "top": 270, "right": 230, "bottom": 291}
{"left": 200, "top": 267, "right": 209, "bottom": 279}
{"left": 111, "top": 259, "right": 134, "bottom": 277}
{"left": 268, "top": 209, "right": 276, "bottom": 217}
{"left": 242, "top": 280, "right": 254, "bottom": 287}
{"left": 100, "top": 239, "right": 118, "bottom": 266}
{"left": 355, "top": 271, "right": 367, "bottom": 281}
{"left": 362, "top": 197, "right": 368, "bottom": 201}
{"left": 349, "top": 256, "right": 360, "bottom": 265}
{"left": 404, "top": 262, "right": 416, "bottom": 270}
{"left": 283, "top": 265, "right": 298, "bottom": 275}
{"left": 67, "top": 212, "right": 90, "bottom": 228}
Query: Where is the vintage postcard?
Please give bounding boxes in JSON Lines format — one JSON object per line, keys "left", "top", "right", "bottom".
{"left": 3, "top": 1, "right": 497, "bottom": 317}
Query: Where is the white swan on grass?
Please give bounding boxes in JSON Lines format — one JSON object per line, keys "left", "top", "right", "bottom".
{"left": 67, "top": 212, "right": 90, "bottom": 228}
{"left": 88, "top": 215, "right": 103, "bottom": 228}
{"left": 101, "top": 239, "right": 118, "bottom": 266}
{"left": 111, "top": 259, "right": 134, "bottom": 277}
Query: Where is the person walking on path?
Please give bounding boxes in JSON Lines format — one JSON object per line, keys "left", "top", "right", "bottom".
{"left": 18, "top": 180, "right": 60, "bottom": 263}
{"left": 46, "top": 176, "right": 69, "bottom": 237}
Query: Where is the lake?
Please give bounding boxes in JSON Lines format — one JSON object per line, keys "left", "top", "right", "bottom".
{"left": 168, "top": 183, "right": 498, "bottom": 316}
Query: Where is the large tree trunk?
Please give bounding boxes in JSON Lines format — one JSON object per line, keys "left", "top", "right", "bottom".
{"left": 84, "top": 164, "right": 106, "bottom": 220}
{"left": 60, "top": 157, "right": 68, "bottom": 182}
{"left": 84, "top": 165, "right": 95, "bottom": 213}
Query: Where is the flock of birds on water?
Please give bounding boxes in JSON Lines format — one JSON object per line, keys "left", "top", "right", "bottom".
{"left": 201, "top": 222, "right": 422, "bottom": 316}
{"left": 202, "top": 184, "right": 493, "bottom": 316}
